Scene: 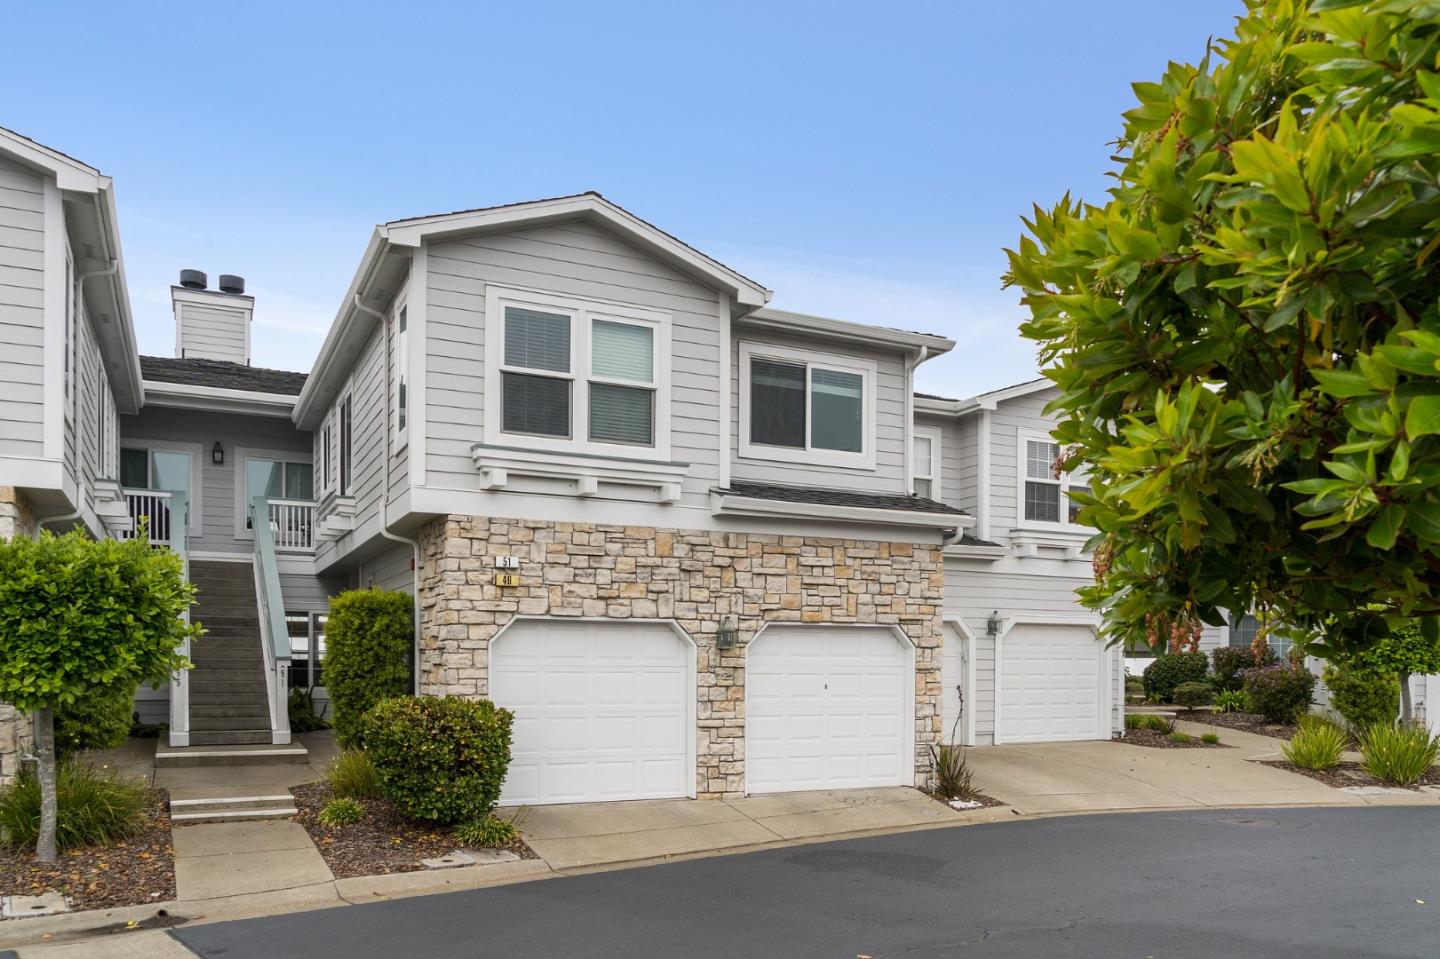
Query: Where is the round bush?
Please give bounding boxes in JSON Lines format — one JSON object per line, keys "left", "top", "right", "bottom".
{"left": 1322, "top": 664, "right": 1399, "bottom": 733}
{"left": 1210, "top": 646, "right": 1276, "bottom": 693}
{"left": 54, "top": 682, "right": 137, "bottom": 757}
{"left": 324, "top": 589, "right": 413, "bottom": 747}
{"left": 1171, "top": 681, "right": 1214, "bottom": 709}
{"left": 1142, "top": 652, "right": 1208, "bottom": 702}
{"left": 1241, "top": 664, "right": 1316, "bottom": 723}
{"left": 362, "top": 696, "right": 514, "bottom": 824}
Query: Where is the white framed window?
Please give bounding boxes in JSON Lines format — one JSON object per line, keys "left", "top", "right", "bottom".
{"left": 236, "top": 449, "right": 315, "bottom": 538}
{"left": 912, "top": 426, "right": 942, "bottom": 499}
{"left": 483, "top": 286, "right": 672, "bottom": 458}
{"left": 117, "top": 441, "right": 204, "bottom": 534}
{"left": 392, "top": 296, "right": 408, "bottom": 453}
{"left": 63, "top": 255, "right": 74, "bottom": 418}
{"left": 1228, "top": 613, "right": 1290, "bottom": 658}
{"left": 1018, "top": 428, "right": 1088, "bottom": 528}
{"left": 96, "top": 366, "right": 116, "bottom": 480}
{"left": 738, "top": 341, "right": 876, "bottom": 470}
{"left": 321, "top": 417, "right": 333, "bottom": 493}
{"left": 338, "top": 393, "right": 353, "bottom": 496}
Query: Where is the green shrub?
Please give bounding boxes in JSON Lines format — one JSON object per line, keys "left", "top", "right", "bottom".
{"left": 325, "top": 589, "right": 413, "bottom": 747}
{"left": 288, "top": 687, "right": 331, "bottom": 733}
{"left": 363, "top": 696, "right": 513, "bottom": 824}
{"left": 456, "top": 815, "right": 518, "bottom": 847}
{"left": 55, "top": 683, "right": 138, "bottom": 757}
{"left": 1242, "top": 664, "right": 1315, "bottom": 723}
{"left": 1125, "top": 714, "right": 1174, "bottom": 733}
{"left": 328, "top": 749, "right": 383, "bottom": 800}
{"left": 319, "top": 797, "right": 365, "bottom": 827}
{"left": 1200, "top": 732, "right": 1221, "bottom": 745}
{"left": 1142, "top": 652, "right": 1208, "bottom": 702}
{"left": 0, "top": 761, "right": 148, "bottom": 851}
{"left": 929, "top": 743, "right": 974, "bottom": 799}
{"left": 1172, "top": 682, "right": 1214, "bottom": 709}
{"left": 1282, "top": 716, "right": 1347, "bottom": 771}
{"left": 1214, "top": 690, "right": 1251, "bottom": 714}
{"left": 1169, "top": 731, "right": 1194, "bottom": 744}
{"left": 1360, "top": 723, "right": 1440, "bottom": 786}
{"left": 1322, "top": 664, "right": 1399, "bottom": 734}
{"left": 1211, "top": 646, "right": 1277, "bottom": 693}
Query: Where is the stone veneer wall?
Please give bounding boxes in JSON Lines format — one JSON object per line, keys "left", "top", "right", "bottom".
{"left": 0, "top": 487, "right": 36, "bottom": 784}
{"left": 416, "top": 515, "right": 945, "bottom": 799}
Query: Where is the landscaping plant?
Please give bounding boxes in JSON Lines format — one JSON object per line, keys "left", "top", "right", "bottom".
{"left": 1241, "top": 664, "right": 1315, "bottom": 723}
{"left": 1211, "top": 646, "right": 1276, "bottom": 694}
{"left": 929, "top": 742, "right": 974, "bottom": 800}
{"left": 0, "top": 527, "right": 197, "bottom": 861}
{"left": 1200, "top": 733, "right": 1221, "bottom": 745}
{"left": 1125, "top": 714, "right": 1174, "bottom": 734}
{"left": 318, "top": 797, "right": 365, "bottom": 827}
{"left": 324, "top": 588, "right": 413, "bottom": 747}
{"left": 1337, "top": 620, "right": 1440, "bottom": 724}
{"left": 1281, "top": 716, "right": 1347, "bottom": 771}
{"left": 1171, "top": 681, "right": 1214, "bottom": 709}
{"left": 1322, "top": 663, "right": 1399, "bottom": 734}
{"left": 1213, "top": 690, "right": 1251, "bottom": 714}
{"left": 54, "top": 682, "right": 140, "bottom": 757}
{"left": 1004, "top": 0, "right": 1440, "bottom": 672}
{"left": 288, "top": 687, "right": 331, "bottom": 734}
{"left": 328, "top": 748, "right": 383, "bottom": 800}
{"left": 362, "top": 695, "right": 513, "bottom": 824}
{"left": 1168, "top": 731, "right": 1194, "bottom": 745}
{"left": 1359, "top": 723, "right": 1440, "bottom": 786}
{"left": 1141, "top": 652, "right": 1207, "bottom": 703}
{"left": 0, "top": 761, "right": 149, "bottom": 851}
{"left": 456, "top": 815, "right": 518, "bottom": 848}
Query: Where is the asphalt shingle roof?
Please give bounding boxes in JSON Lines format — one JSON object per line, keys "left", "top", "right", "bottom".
{"left": 956, "top": 532, "right": 1004, "bottom": 548}
{"left": 140, "top": 356, "right": 308, "bottom": 396}
{"left": 717, "top": 481, "right": 966, "bottom": 517}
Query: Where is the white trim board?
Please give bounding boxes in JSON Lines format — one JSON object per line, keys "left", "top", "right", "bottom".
{"left": 992, "top": 614, "right": 1106, "bottom": 747}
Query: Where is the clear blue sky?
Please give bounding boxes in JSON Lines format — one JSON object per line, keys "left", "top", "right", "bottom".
{"left": 4, "top": 1, "right": 1240, "bottom": 396}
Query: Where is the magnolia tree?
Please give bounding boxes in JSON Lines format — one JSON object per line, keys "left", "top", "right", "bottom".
{"left": 0, "top": 529, "right": 197, "bottom": 861}
{"left": 1004, "top": 0, "right": 1440, "bottom": 667}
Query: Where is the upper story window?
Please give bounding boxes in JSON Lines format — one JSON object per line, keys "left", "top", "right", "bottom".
{"left": 912, "top": 427, "right": 941, "bottom": 498}
{"left": 1019, "top": 429, "right": 1088, "bottom": 528}
{"left": 321, "top": 420, "right": 333, "bottom": 492}
{"left": 1228, "top": 613, "right": 1290, "bottom": 659}
{"left": 339, "top": 394, "right": 353, "bottom": 496}
{"left": 484, "top": 286, "right": 671, "bottom": 458}
{"left": 392, "top": 299, "right": 408, "bottom": 452}
{"left": 738, "top": 342, "right": 876, "bottom": 470}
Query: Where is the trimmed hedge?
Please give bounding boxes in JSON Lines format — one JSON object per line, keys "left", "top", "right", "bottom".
{"left": 1210, "top": 645, "right": 1276, "bottom": 693}
{"left": 1171, "top": 681, "right": 1214, "bottom": 709}
{"left": 324, "top": 589, "right": 413, "bottom": 746}
{"left": 55, "top": 682, "right": 137, "bottom": 757}
{"left": 1142, "top": 652, "right": 1208, "bottom": 702}
{"left": 362, "top": 695, "right": 513, "bottom": 824}
{"left": 1322, "top": 664, "right": 1399, "bottom": 733}
{"left": 1242, "top": 664, "right": 1315, "bottom": 723}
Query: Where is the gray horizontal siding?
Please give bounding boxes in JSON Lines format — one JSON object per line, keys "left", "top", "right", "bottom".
{"left": 988, "top": 388, "right": 1060, "bottom": 544}
{"left": 423, "top": 220, "right": 723, "bottom": 503}
{"left": 731, "top": 327, "right": 909, "bottom": 494}
{"left": 355, "top": 541, "right": 415, "bottom": 595}
{"left": 177, "top": 303, "right": 247, "bottom": 364}
{"left": 0, "top": 157, "right": 46, "bottom": 460}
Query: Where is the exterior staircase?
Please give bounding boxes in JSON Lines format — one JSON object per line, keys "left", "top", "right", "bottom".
{"left": 187, "top": 560, "right": 274, "bottom": 746}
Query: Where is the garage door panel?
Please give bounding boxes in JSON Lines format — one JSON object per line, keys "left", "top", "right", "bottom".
{"left": 491, "top": 620, "right": 693, "bottom": 805}
{"left": 746, "top": 625, "right": 911, "bottom": 795}
{"left": 999, "top": 625, "right": 1104, "bottom": 744}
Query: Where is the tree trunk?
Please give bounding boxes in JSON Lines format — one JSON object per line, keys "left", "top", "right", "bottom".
{"left": 1399, "top": 671, "right": 1413, "bottom": 725}
{"left": 34, "top": 706, "right": 57, "bottom": 863}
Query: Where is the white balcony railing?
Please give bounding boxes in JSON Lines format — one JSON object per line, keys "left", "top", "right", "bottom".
{"left": 267, "top": 499, "right": 316, "bottom": 553}
{"left": 121, "top": 489, "right": 173, "bottom": 546}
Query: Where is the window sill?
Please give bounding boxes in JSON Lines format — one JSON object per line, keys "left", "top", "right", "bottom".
{"left": 471, "top": 443, "right": 690, "bottom": 503}
{"left": 1009, "top": 526, "right": 1093, "bottom": 558}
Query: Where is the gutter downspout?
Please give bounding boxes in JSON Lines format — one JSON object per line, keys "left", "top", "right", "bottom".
{"left": 355, "top": 294, "right": 423, "bottom": 696}
{"left": 903, "top": 346, "right": 930, "bottom": 497}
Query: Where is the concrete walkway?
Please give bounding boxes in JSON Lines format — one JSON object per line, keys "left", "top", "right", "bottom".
{"left": 507, "top": 786, "right": 1010, "bottom": 871}
{"left": 967, "top": 720, "right": 1440, "bottom": 815}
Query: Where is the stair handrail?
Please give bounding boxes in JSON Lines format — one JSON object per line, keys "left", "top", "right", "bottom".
{"left": 248, "top": 495, "right": 292, "bottom": 744}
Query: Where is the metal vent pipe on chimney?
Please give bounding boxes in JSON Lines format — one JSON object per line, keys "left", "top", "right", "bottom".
{"left": 218, "top": 274, "right": 246, "bottom": 295}
{"left": 179, "top": 269, "right": 207, "bottom": 290}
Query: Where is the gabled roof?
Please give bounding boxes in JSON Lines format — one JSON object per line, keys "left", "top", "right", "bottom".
{"left": 140, "top": 356, "right": 308, "bottom": 395}
{"left": 913, "top": 377, "right": 1058, "bottom": 418}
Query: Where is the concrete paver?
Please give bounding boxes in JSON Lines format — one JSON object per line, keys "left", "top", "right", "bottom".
{"left": 172, "top": 819, "right": 317, "bottom": 858}
{"left": 172, "top": 821, "right": 333, "bottom": 900}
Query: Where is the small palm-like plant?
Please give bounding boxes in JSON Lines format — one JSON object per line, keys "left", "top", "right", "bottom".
{"left": 456, "top": 814, "right": 518, "bottom": 847}
{"left": 318, "top": 797, "right": 365, "bottom": 827}
{"left": 1282, "top": 716, "right": 1347, "bottom": 771}
{"left": 1360, "top": 723, "right": 1440, "bottom": 786}
{"left": 1214, "top": 690, "right": 1250, "bottom": 714}
{"left": 328, "top": 749, "right": 382, "bottom": 800}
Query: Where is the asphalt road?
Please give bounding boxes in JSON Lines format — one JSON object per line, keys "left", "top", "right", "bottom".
{"left": 172, "top": 807, "right": 1440, "bottom": 959}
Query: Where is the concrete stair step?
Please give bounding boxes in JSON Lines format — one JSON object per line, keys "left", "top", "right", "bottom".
{"left": 189, "top": 729, "right": 276, "bottom": 746}
{"left": 156, "top": 742, "right": 309, "bottom": 768}
{"left": 169, "top": 795, "right": 298, "bottom": 824}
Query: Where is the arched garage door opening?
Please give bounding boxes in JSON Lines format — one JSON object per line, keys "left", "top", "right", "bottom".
{"left": 489, "top": 618, "right": 695, "bottom": 806}
{"left": 745, "top": 624, "right": 913, "bottom": 794}
{"left": 997, "top": 621, "right": 1108, "bottom": 744}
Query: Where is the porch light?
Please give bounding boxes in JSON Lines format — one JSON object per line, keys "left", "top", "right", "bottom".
{"left": 211, "top": 441, "right": 224, "bottom": 466}
{"left": 716, "top": 617, "right": 738, "bottom": 650}
{"left": 986, "top": 610, "right": 1003, "bottom": 637}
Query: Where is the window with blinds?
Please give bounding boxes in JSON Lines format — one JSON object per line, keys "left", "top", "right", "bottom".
{"left": 589, "top": 319, "right": 655, "bottom": 445}
{"left": 1020, "top": 431, "right": 1089, "bottom": 527}
{"left": 741, "top": 344, "right": 873, "bottom": 467}
{"left": 502, "top": 307, "right": 573, "bottom": 438}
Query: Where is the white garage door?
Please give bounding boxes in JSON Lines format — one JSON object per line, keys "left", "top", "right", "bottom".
{"left": 747, "top": 625, "right": 911, "bottom": 794}
{"left": 489, "top": 619, "right": 693, "bottom": 805}
{"left": 941, "top": 622, "right": 967, "bottom": 744}
{"left": 999, "top": 624, "right": 1104, "bottom": 743}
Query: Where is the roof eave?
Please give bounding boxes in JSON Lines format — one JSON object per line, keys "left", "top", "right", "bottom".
{"left": 742, "top": 310, "right": 955, "bottom": 354}
{"left": 143, "top": 380, "right": 298, "bottom": 418}
{"left": 294, "top": 229, "right": 388, "bottom": 428}
{"left": 710, "top": 491, "right": 973, "bottom": 531}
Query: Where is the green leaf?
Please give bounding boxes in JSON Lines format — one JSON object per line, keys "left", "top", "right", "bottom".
{"left": 1313, "top": 369, "right": 1377, "bottom": 399}
{"left": 1367, "top": 505, "right": 1404, "bottom": 549}
{"left": 1406, "top": 396, "right": 1440, "bottom": 438}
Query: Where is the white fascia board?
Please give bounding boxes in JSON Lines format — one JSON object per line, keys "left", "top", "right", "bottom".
{"left": 0, "top": 455, "right": 65, "bottom": 491}
{"left": 914, "top": 395, "right": 960, "bottom": 415}
{"left": 956, "top": 377, "right": 1056, "bottom": 415}
{"left": 382, "top": 194, "right": 772, "bottom": 309}
{"left": 743, "top": 309, "right": 955, "bottom": 354}
{"left": 0, "top": 127, "right": 103, "bottom": 193}
{"left": 710, "top": 491, "right": 972, "bottom": 531}
{"left": 142, "top": 380, "right": 297, "bottom": 418}
{"left": 294, "top": 229, "right": 387, "bottom": 428}
{"left": 91, "top": 180, "right": 143, "bottom": 413}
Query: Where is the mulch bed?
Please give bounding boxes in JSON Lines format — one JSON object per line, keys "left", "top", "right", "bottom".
{"left": 1258, "top": 760, "right": 1440, "bottom": 791}
{"left": 925, "top": 789, "right": 1006, "bottom": 810}
{"left": 1120, "top": 729, "right": 1227, "bottom": 749}
{"left": 291, "top": 783, "right": 535, "bottom": 880}
{"left": 1174, "top": 710, "right": 1298, "bottom": 740}
{"left": 0, "top": 790, "right": 175, "bottom": 914}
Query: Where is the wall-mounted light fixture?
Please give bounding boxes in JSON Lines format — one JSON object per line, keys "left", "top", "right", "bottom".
{"left": 717, "top": 616, "right": 738, "bottom": 650}
{"left": 986, "top": 610, "right": 1003, "bottom": 637}
{"left": 211, "top": 441, "right": 225, "bottom": 466}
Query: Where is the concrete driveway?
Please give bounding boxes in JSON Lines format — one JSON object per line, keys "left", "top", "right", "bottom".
{"left": 966, "top": 721, "right": 1440, "bottom": 815}
{"left": 504, "top": 786, "right": 1010, "bottom": 870}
